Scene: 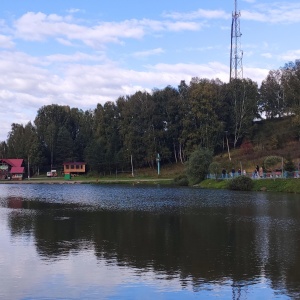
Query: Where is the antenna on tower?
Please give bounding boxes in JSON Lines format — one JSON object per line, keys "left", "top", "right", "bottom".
{"left": 230, "top": 0, "right": 243, "bottom": 82}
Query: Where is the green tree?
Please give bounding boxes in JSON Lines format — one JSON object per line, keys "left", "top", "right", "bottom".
{"left": 186, "top": 148, "right": 213, "bottom": 184}
{"left": 56, "top": 126, "right": 75, "bottom": 164}
{"left": 34, "top": 104, "right": 73, "bottom": 167}
{"left": 260, "top": 70, "right": 284, "bottom": 119}
{"left": 182, "top": 78, "right": 224, "bottom": 154}
{"left": 24, "top": 122, "right": 44, "bottom": 176}
{"left": 209, "top": 161, "right": 221, "bottom": 179}
{"left": 7, "top": 123, "right": 26, "bottom": 158}
{"left": 0, "top": 141, "right": 8, "bottom": 158}
{"left": 227, "top": 78, "right": 259, "bottom": 148}
{"left": 281, "top": 60, "right": 300, "bottom": 114}
{"left": 284, "top": 154, "right": 295, "bottom": 172}
{"left": 152, "top": 86, "right": 182, "bottom": 164}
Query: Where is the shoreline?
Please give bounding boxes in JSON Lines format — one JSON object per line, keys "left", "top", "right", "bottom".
{"left": 199, "top": 178, "right": 300, "bottom": 194}
{"left": 0, "top": 178, "right": 173, "bottom": 185}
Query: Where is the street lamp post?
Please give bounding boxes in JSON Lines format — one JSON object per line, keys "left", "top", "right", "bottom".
{"left": 156, "top": 153, "right": 161, "bottom": 176}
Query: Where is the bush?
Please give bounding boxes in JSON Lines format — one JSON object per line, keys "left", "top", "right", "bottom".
{"left": 228, "top": 176, "right": 254, "bottom": 191}
{"left": 240, "top": 139, "right": 254, "bottom": 155}
{"left": 173, "top": 174, "right": 189, "bottom": 186}
{"left": 264, "top": 156, "right": 282, "bottom": 171}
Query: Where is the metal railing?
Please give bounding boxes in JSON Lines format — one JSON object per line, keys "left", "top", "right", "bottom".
{"left": 207, "top": 171, "right": 300, "bottom": 180}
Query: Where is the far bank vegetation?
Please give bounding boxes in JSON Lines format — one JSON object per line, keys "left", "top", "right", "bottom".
{"left": 1, "top": 60, "right": 300, "bottom": 180}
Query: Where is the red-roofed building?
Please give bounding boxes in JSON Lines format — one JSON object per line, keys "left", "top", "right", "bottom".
{"left": 0, "top": 159, "right": 25, "bottom": 180}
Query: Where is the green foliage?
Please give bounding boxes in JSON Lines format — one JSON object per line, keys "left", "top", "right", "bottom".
{"left": 228, "top": 176, "right": 254, "bottom": 191}
{"left": 208, "top": 161, "right": 220, "bottom": 178}
{"left": 173, "top": 174, "right": 189, "bottom": 186}
{"left": 2, "top": 61, "right": 300, "bottom": 174}
{"left": 199, "top": 179, "right": 229, "bottom": 189}
{"left": 56, "top": 126, "right": 75, "bottom": 164}
{"left": 259, "top": 70, "right": 284, "bottom": 119}
{"left": 264, "top": 156, "right": 282, "bottom": 171}
{"left": 227, "top": 78, "right": 259, "bottom": 148}
{"left": 284, "top": 154, "right": 295, "bottom": 172}
{"left": 186, "top": 148, "right": 213, "bottom": 185}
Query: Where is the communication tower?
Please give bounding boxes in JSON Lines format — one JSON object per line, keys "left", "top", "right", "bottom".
{"left": 230, "top": 0, "right": 243, "bottom": 82}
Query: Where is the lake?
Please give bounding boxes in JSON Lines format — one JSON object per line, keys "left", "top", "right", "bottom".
{"left": 0, "top": 183, "right": 300, "bottom": 299}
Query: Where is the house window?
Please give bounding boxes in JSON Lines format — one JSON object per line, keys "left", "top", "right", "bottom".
{"left": 66, "top": 165, "right": 69, "bottom": 169}
{"left": 71, "top": 165, "right": 74, "bottom": 169}
{"left": 76, "top": 165, "right": 79, "bottom": 169}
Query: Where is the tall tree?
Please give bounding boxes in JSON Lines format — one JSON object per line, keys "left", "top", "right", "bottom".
{"left": 7, "top": 123, "right": 26, "bottom": 158}
{"left": 55, "top": 126, "right": 75, "bottom": 164}
{"left": 227, "top": 78, "right": 259, "bottom": 148}
{"left": 0, "top": 141, "right": 8, "bottom": 158}
{"left": 281, "top": 60, "right": 300, "bottom": 139}
{"left": 24, "top": 122, "right": 44, "bottom": 176}
{"left": 181, "top": 78, "right": 224, "bottom": 153}
{"left": 35, "top": 105, "right": 72, "bottom": 167}
{"left": 260, "top": 70, "right": 284, "bottom": 119}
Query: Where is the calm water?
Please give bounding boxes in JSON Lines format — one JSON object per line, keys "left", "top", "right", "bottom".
{"left": 0, "top": 184, "right": 300, "bottom": 300}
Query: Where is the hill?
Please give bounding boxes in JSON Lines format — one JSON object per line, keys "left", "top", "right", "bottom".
{"left": 214, "top": 116, "right": 300, "bottom": 174}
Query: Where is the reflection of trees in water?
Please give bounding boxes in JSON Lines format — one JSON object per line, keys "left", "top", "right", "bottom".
{"left": 6, "top": 198, "right": 300, "bottom": 298}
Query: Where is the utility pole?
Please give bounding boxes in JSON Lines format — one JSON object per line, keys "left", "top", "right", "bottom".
{"left": 230, "top": 0, "right": 243, "bottom": 82}
{"left": 156, "top": 153, "right": 161, "bottom": 176}
{"left": 28, "top": 156, "right": 30, "bottom": 180}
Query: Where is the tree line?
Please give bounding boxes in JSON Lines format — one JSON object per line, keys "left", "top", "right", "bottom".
{"left": 1, "top": 59, "right": 300, "bottom": 175}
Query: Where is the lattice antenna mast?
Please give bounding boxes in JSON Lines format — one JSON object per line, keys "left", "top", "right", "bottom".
{"left": 230, "top": 0, "right": 243, "bottom": 82}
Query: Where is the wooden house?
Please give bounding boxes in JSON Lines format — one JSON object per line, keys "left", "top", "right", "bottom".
{"left": 62, "top": 162, "right": 86, "bottom": 175}
{"left": 0, "top": 159, "right": 25, "bottom": 180}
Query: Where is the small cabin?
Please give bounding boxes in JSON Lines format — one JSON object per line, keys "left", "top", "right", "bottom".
{"left": 63, "top": 162, "right": 86, "bottom": 175}
{"left": 0, "top": 159, "right": 25, "bottom": 180}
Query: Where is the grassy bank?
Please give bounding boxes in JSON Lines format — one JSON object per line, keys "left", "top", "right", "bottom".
{"left": 199, "top": 178, "right": 300, "bottom": 194}
{"left": 0, "top": 174, "right": 174, "bottom": 185}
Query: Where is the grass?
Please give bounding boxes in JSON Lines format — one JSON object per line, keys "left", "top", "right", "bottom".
{"left": 23, "top": 171, "right": 175, "bottom": 185}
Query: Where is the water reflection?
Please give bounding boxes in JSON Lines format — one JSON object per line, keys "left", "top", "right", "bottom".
{"left": 1, "top": 184, "right": 300, "bottom": 299}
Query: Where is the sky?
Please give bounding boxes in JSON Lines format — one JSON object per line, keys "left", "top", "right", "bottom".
{"left": 1, "top": 0, "right": 300, "bottom": 141}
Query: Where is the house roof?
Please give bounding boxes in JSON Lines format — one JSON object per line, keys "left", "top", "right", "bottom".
{"left": 10, "top": 166, "right": 25, "bottom": 174}
{"left": 1, "top": 159, "right": 23, "bottom": 167}
{"left": 63, "top": 162, "right": 86, "bottom": 165}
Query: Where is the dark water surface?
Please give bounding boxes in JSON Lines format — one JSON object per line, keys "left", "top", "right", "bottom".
{"left": 0, "top": 184, "right": 300, "bottom": 299}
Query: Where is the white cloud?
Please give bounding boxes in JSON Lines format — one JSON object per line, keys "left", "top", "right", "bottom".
{"left": 279, "top": 49, "right": 300, "bottom": 61}
{"left": 163, "top": 9, "right": 230, "bottom": 20}
{"left": 12, "top": 12, "right": 201, "bottom": 49}
{"left": 243, "top": 3, "right": 300, "bottom": 23}
{"left": 46, "top": 52, "right": 107, "bottom": 63}
{"left": 261, "top": 53, "right": 273, "bottom": 59}
{"left": 0, "top": 34, "right": 15, "bottom": 48}
{"left": 243, "top": 66, "right": 269, "bottom": 85}
{"left": 66, "top": 8, "right": 84, "bottom": 14}
{"left": 133, "top": 48, "right": 164, "bottom": 58}
{"left": 0, "top": 49, "right": 235, "bottom": 141}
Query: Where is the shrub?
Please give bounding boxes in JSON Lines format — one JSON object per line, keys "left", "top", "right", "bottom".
{"left": 264, "top": 156, "right": 282, "bottom": 171}
{"left": 240, "top": 139, "right": 254, "bottom": 155}
{"left": 173, "top": 174, "right": 189, "bottom": 186}
{"left": 228, "top": 176, "right": 254, "bottom": 191}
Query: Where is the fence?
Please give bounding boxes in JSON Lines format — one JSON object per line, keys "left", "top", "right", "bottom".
{"left": 207, "top": 171, "right": 300, "bottom": 180}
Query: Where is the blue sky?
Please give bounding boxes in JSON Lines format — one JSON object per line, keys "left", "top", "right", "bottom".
{"left": 1, "top": 0, "right": 300, "bottom": 141}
